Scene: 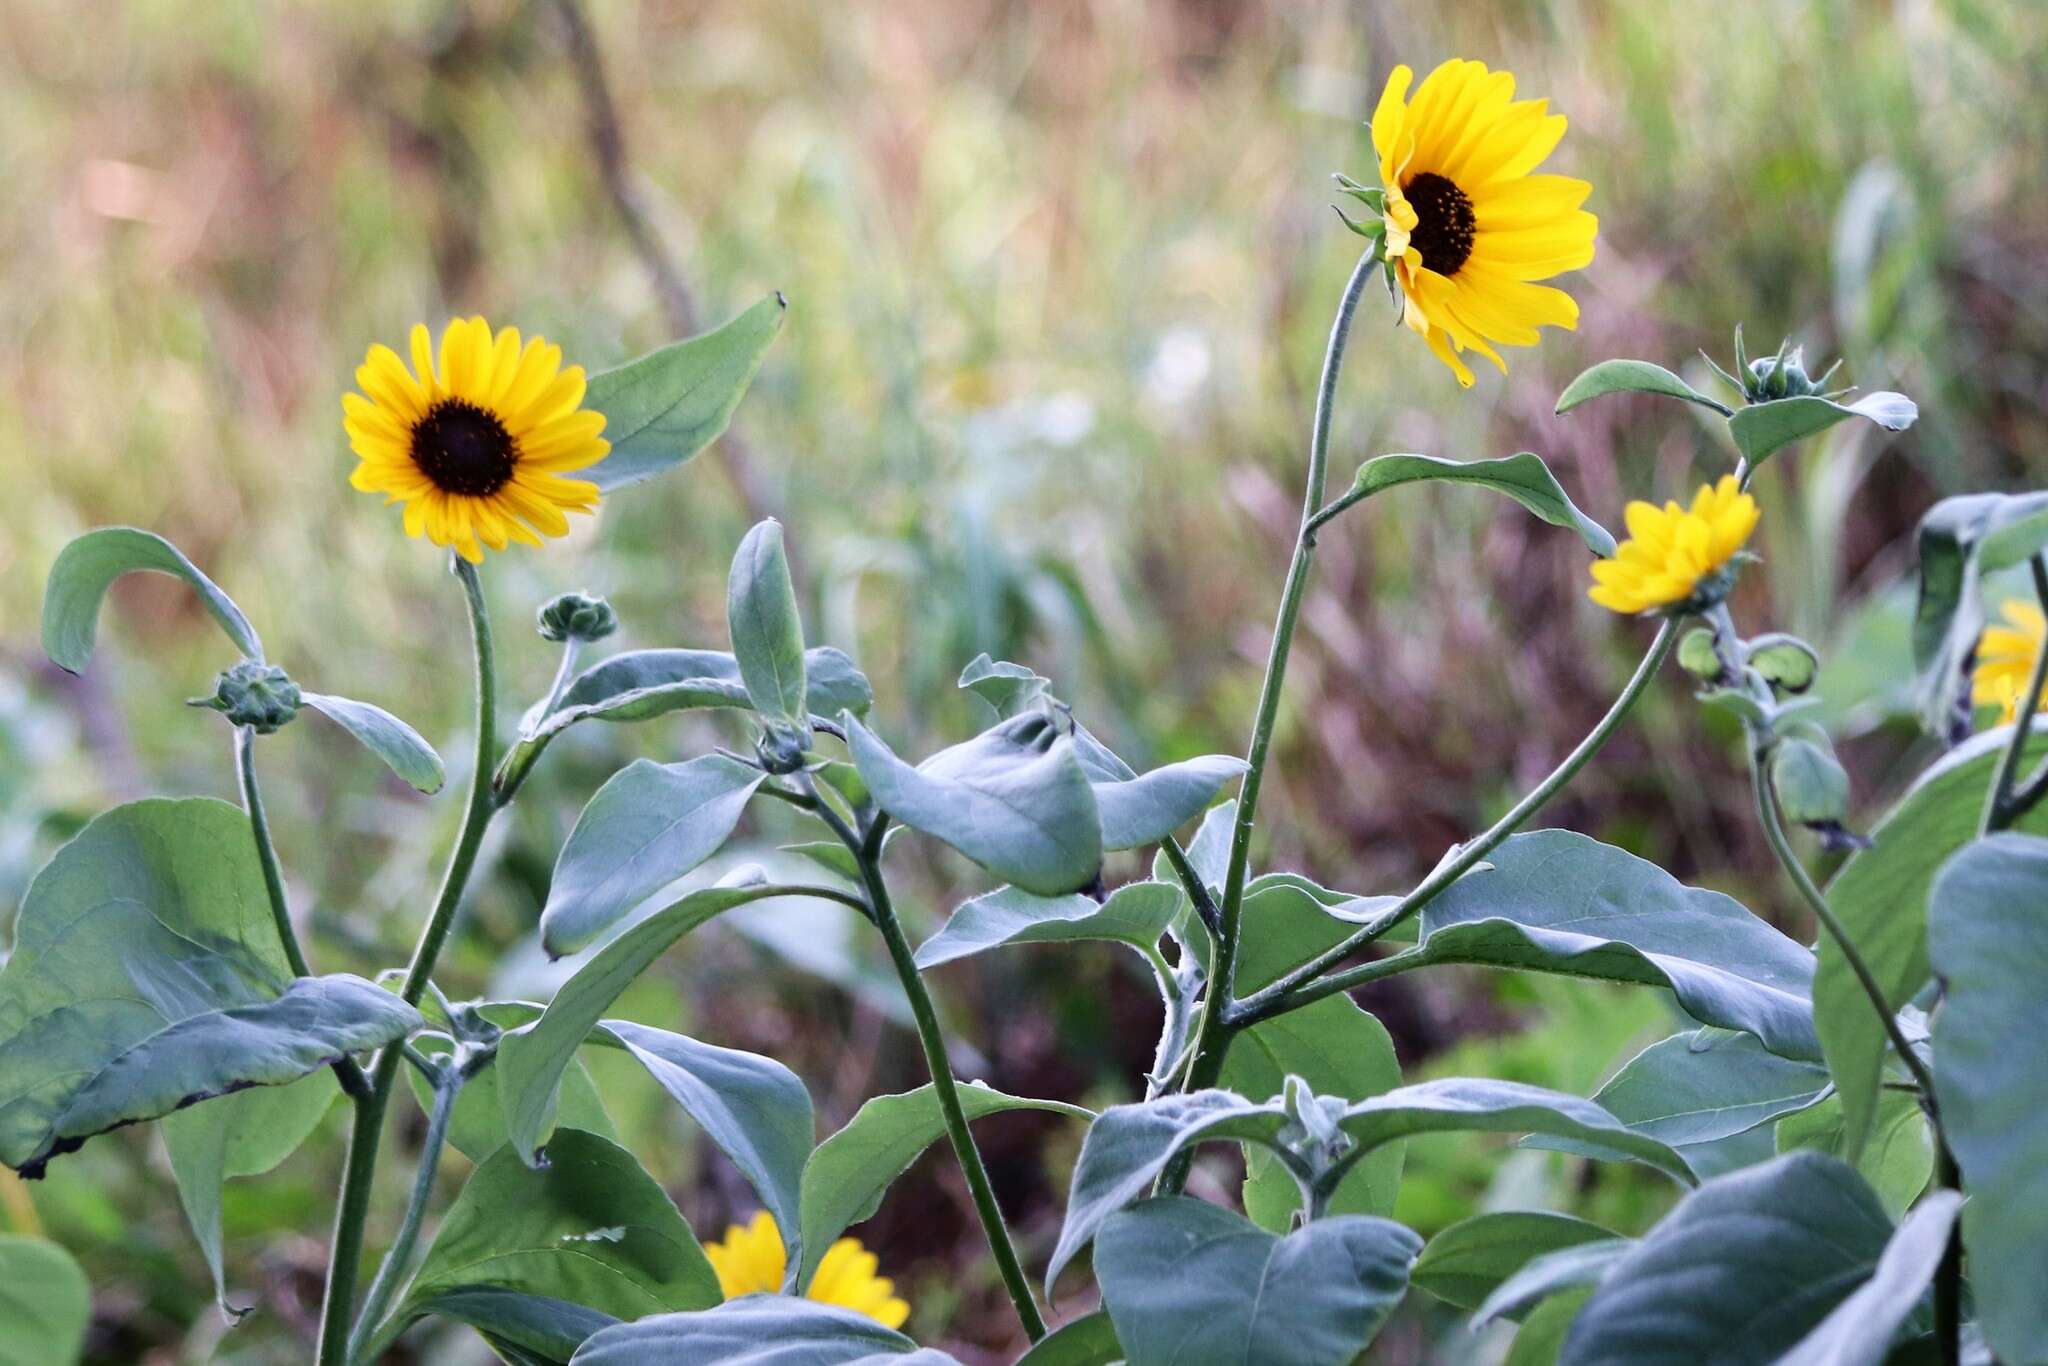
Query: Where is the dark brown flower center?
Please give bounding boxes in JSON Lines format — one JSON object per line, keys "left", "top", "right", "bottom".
{"left": 1405, "top": 171, "right": 1476, "bottom": 276}
{"left": 411, "top": 399, "right": 516, "bottom": 496}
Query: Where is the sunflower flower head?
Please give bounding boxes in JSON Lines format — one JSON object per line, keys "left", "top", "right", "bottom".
{"left": 703, "top": 1211, "right": 909, "bottom": 1330}
{"left": 1972, "top": 599, "right": 2048, "bottom": 726}
{"left": 344, "top": 317, "right": 609, "bottom": 563}
{"left": 1588, "top": 476, "right": 1760, "bottom": 616}
{"left": 1363, "top": 59, "right": 1597, "bottom": 387}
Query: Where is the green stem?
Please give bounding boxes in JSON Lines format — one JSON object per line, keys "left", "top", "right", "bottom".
{"left": 316, "top": 556, "right": 500, "bottom": 1366}
{"left": 1982, "top": 555, "right": 2048, "bottom": 833}
{"left": 1229, "top": 618, "right": 1679, "bottom": 1025}
{"left": 538, "top": 638, "right": 583, "bottom": 721}
{"left": 1157, "top": 835, "right": 1221, "bottom": 938}
{"left": 346, "top": 1060, "right": 463, "bottom": 1363}
{"left": 235, "top": 727, "right": 370, "bottom": 1099}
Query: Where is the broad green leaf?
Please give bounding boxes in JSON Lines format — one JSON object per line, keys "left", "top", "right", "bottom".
{"left": 1348, "top": 452, "right": 1616, "bottom": 558}
{"left": 603, "top": 1020, "right": 813, "bottom": 1275}
{"left": 912, "top": 881, "right": 1181, "bottom": 970}
{"left": 405, "top": 1034, "right": 614, "bottom": 1163}
{"left": 1225, "top": 880, "right": 1401, "bottom": 1231}
{"left": 0, "top": 798, "right": 420, "bottom": 1175}
{"left": 1094, "top": 1197, "right": 1419, "bottom": 1366}
{"left": 1776, "top": 1190, "right": 1961, "bottom": 1366}
{"left": 957, "top": 654, "right": 1052, "bottom": 719}
{"left": 1908, "top": 491, "right": 2048, "bottom": 738}
{"left": 497, "top": 646, "right": 870, "bottom": 798}
{"left": 727, "top": 520, "right": 808, "bottom": 732}
{"left": 1015, "top": 1312, "right": 1121, "bottom": 1365}
{"left": 798, "top": 1081, "right": 1090, "bottom": 1290}
{"left": 0, "top": 1235, "right": 90, "bottom": 1366}
{"left": 300, "top": 692, "right": 444, "bottom": 793}
{"left": 1727, "top": 390, "right": 1917, "bottom": 471}
{"left": 1413, "top": 830, "right": 1820, "bottom": 1060}
{"left": 1506, "top": 1287, "right": 1595, "bottom": 1366}
{"left": 1817, "top": 723, "right": 2048, "bottom": 1159}
{"left": 1774, "top": 1090, "right": 1932, "bottom": 1219}
{"left": 1474, "top": 1238, "right": 1632, "bottom": 1327}
{"left": 383, "top": 1129, "right": 719, "bottom": 1355}
{"left": 1089, "top": 755, "right": 1247, "bottom": 851}
{"left": 1411, "top": 1212, "right": 1618, "bottom": 1313}
{"left": 1928, "top": 833, "right": 2048, "bottom": 1364}
{"left": 846, "top": 711, "right": 1103, "bottom": 897}
{"left": 164, "top": 1071, "right": 337, "bottom": 1317}
{"left": 409, "top": 1289, "right": 618, "bottom": 1366}
{"left": 583, "top": 293, "right": 786, "bottom": 492}
{"left": 498, "top": 878, "right": 806, "bottom": 1165}
{"left": 1558, "top": 1153, "right": 1893, "bottom": 1365}
{"left": 540, "top": 755, "right": 766, "bottom": 956}
{"left": 42, "top": 526, "right": 261, "bottom": 672}
{"left": 1554, "top": 360, "right": 1729, "bottom": 418}
{"left": 1048, "top": 1081, "right": 1688, "bottom": 1292}
{"left": 1529, "top": 1029, "right": 1828, "bottom": 1171}
{"left": 568, "top": 1296, "right": 948, "bottom": 1365}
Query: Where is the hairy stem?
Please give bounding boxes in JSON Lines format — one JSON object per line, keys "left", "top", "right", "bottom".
{"left": 346, "top": 1061, "right": 463, "bottom": 1362}
{"left": 235, "top": 727, "right": 371, "bottom": 1099}
{"left": 1229, "top": 618, "right": 1679, "bottom": 1025}
{"left": 316, "top": 556, "right": 499, "bottom": 1366}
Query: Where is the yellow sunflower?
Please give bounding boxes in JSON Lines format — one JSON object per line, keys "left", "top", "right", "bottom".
{"left": 1588, "top": 476, "right": 1760, "bottom": 615}
{"left": 1972, "top": 599, "right": 2048, "bottom": 725}
{"left": 1369, "top": 59, "right": 1598, "bottom": 387}
{"left": 704, "top": 1211, "right": 910, "bottom": 1330}
{"left": 344, "top": 316, "right": 609, "bottom": 563}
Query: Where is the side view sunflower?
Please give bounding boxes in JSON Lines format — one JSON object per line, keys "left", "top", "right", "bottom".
{"left": 344, "top": 316, "right": 609, "bottom": 563}
{"left": 1588, "top": 475, "right": 1760, "bottom": 615}
{"left": 1972, "top": 599, "right": 2048, "bottom": 726}
{"left": 1364, "top": 59, "right": 1598, "bottom": 387}
{"left": 704, "top": 1211, "right": 910, "bottom": 1330}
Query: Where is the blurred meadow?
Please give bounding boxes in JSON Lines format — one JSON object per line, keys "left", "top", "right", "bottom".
{"left": 3, "top": 0, "right": 2046, "bottom": 1360}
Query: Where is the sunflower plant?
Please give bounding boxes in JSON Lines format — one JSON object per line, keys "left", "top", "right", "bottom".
{"left": 8, "top": 51, "right": 2048, "bottom": 1366}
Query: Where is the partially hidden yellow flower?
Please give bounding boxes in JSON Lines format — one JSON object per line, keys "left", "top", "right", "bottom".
{"left": 344, "top": 317, "right": 608, "bottom": 563}
{"left": 1369, "top": 59, "right": 1598, "bottom": 387}
{"left": 1972, "top": 599, "right": 2048, "bottom": 725}
{"left": 704, "top": 1210, "right": 909, "bottom": 1330}
{"left": 1588, "top": 476, "right": 1760, "bottom": 615}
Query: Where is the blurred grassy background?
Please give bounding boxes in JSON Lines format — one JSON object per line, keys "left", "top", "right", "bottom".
{"left": 2, "top": 0, "right": 2045, "bottom": 1360}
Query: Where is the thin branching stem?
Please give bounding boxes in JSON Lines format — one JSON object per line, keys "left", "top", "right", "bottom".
{"left": 346, "top": 1060, "right": 463, "bottom": 1362}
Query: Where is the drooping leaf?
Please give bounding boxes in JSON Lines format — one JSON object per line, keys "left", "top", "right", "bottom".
{"left": 378, "top": 1129, "right": 720, "bottom": 1356}
{"left": 42, "top": 526, "right": 262, "bottom": 672}
{"left": 1554, "top": 360, "right": 1730, "bottom": 418}
{"left": 583, "top": 293, "right": 786, "bottom": 492}
{"left": 568, "top": 1296, "right": 951, "bottom": 1365}
{"left": 1726, "top": 390, "right": 1917, "bottom": 471}
{"left": 1908, "top": 491, "right": 2048, "bottom": 738}
{"left": 0, "top": 1235, "right": 91, "bottom": 1366}
{"left": 1411, "top": 830, "right": 1820, "bottom": 1059}
{"left": 1774, "top": 1190, "right": 1962, "bottom": 1366}
{"left": 540, "top": 755, "right": 767, "bottom": 957}
{"left": 498, "top": 878, "right": 806, "bottom": 1166}
{"left": 0, "top": 799, "right": 419, "bottom": 1176}
{"left": 846, "top": 711, "right": 1103, "bottom": 897}
{"left": 1014, "top": 1312, "right": 1122, "bottom": 1365}
{"left": 1088, "top": 755, "right": 1247, "bottom": 851}
{"left": 1347, "top": 452, "right": 1616, "bottom": 557}
{"left": 1411, "top": 1212, "right": 1618, "bottom": 1313}
{"left": 1558, "top": 1153, "right": 1893, "bottom": 1365}
{"left": 1093, "top": 1197, "right": 1419, "bottom": 1366}
{"left": 300, "top": 692, "right": 444, "bottom": 793}
{"left": 164, "top": 1070, "right": 337, "bottom": 1317}
{"left": 408, "top": 1288, "right": 618, "bottom": 1366}
{"left": 797, "top": 1081, "right": 1090, "bottom": 1290}
{"left": 1928, "top": 833, "right": 2048, "bottom": 1364}
{"left": 1774, "top": 1089, "right": 1932, "bottom": 1219}
{"left": 727, "top": 520, "right": 808, "bottom": 733}
{"left": 1817, "top": 723, "right": 2048, "bottom": 1159}
{"left": 912, "top": 881, "right": 1181, "bottom": 970}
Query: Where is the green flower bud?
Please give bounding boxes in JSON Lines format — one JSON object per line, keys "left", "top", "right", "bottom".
{"left": 1744, "top": 344, "right": 1838, "bottom": 403}
{"left": 537, "top": 592, "right": 619, "bottom": 643}
{"left": 191, "top": 660, "right": 301, "bottom": 733}
{"left": 1677, "top": 627, "right": 1725, "bottom": 681}
{"left": 1747, "top": 633, "right": 1819, "bottom": 694}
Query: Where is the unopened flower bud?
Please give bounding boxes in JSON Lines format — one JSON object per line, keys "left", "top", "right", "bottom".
{"left": 192, "top": 660, "right": 301, "bottom": 733}
{"left": 537, "top": 592, "right": 618, "bottom": 644}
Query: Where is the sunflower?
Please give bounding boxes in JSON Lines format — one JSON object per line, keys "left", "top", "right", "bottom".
{"left": 704, "top": 1211, "right": 910, "bottom": 1330}
{"left": 344, "top": 317, "right": 609, "bottom": 563}
{"left": 1972, "top": 599, "right": 2048, "bottom": 726}
{"left": 1588, "top": 476, "right": 1760, "bottom": 615}
{"left": 1368, "top": 59, "right": 1598, "bottom": 387}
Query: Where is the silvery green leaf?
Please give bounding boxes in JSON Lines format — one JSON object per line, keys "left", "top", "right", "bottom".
{"left": 957, "top": 654, "right": 1052, "bottom": 719}
{"left": 1090, "top": 754, "right": 1248, "bottom": 851}
{"left": 569, "top": 1296, "right": 952, "bottom": 1365}
{"left": 299, "top": 692, "right": 444, "bottom": 793}
{"left": 1726, "top": 390, "right": 1917, "bottom": 471}
{"left": 1555, "top": 360, "right": 1731, "bottom": 418}
{"left": 1909, "top": 491, "right": 2048, "bottom": 739}
{"left": 727, "top": 520, "right": 808, "bottom": 733}
{"left": 42, "top": 526, "right": 262, "bottom": 672}
{"left": 406, "top": 1289, "right": 618, "bottom": 1366}
{"left": 1411, "top": 1211, "right": 1619, "bottom": 1314}
{"left": 1774, "top": 1190, "right": 1963, "bottom": 1366}
{"left": 912, "top": 881, "right": 1182, "bottom": 970}
{"left": 583, "top": 293, "right": 785, "bottom": 492}
{"left": 1474, "top": 1238, "right": 1633, "bottom": 1327}
{"left": 1348, "top": 452, "right": 1616, "bottom": 557}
